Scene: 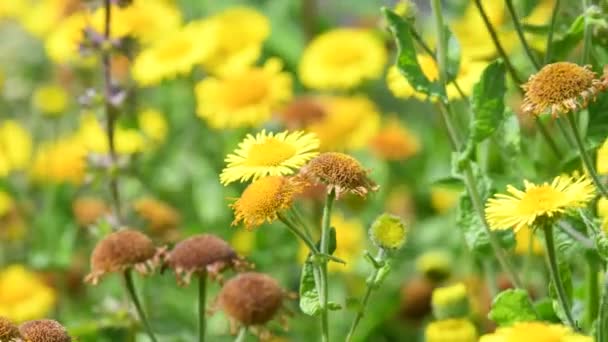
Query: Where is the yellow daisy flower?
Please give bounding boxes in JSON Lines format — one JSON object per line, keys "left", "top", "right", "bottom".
{"left": 33, "top": 84, "right": 69, "bottom": 116}
{"left": 121, "top": 0, "right": 182, "bottom": 44}
{"left": 132, "top": 22, "right": 213, "bottom": 86}
{"left": 138, "top": 108, "right": 168, "bottom": 144}
{"left": 597, "top": 137, "right": 608, "bottom": 175}
{"left": 78, "top": 113, "right": 145, "bottom": 155}
{"left": 386, "top": 55, "right": 488, "bottom": 100}
{"left": 30, "top": 135, "right": 87, "bottom": 185}
{"left": 199, "top": 6, "right": 270, "bottom": 76}
{"left": 19, "top": 0, "right": 77, "bottom": 38}
{"left": 307, "top": 95, "right": 380, "bottom": 151}
{"left": 522, "top": 62, "right": 608, "bottom": 117}
{"left": 299, "top": 28, "right": 387, "bottom": 90}
{"left": 479, "top": 321, "right": 593, "bottom": 342}
{"left": 425, "top": 318, "right": 477, "bottom": 342}
{"left": 195, "top": 58, "right": 292, "bottom": 129}
{"left": 44, "top": 13, "right": 87, "bottom": 64}
{"left": 231, "top": 176, "right": 304, "bottom": 229}
{"left": 0, "top": 120, "right": 32, "bottom": 177}
{"left": 0, "top": 265, "right": 56, "bottom": 322}
{"left": 220, "top": 130, "right": 319, "bottom": 185}
{"left": 485, "top": 175, "right": 595, "bottom": 232}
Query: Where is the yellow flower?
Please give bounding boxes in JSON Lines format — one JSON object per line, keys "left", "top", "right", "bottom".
{"left": 78, "top": 114, "right": 144, "bottom": 155}
{"left": 0, "top": 265, "right": 56, "bottom": 322}
{"left": 0, "top": 191, "right": 12, "bottom": 217}
{"left": 479, "top": 321, "right": 593, "bottom": 342}
{"left": 231, "top": 229, "right": 256, "bottom": 256}
{"left": 514, "top": 226, "right": 544, "bottom": 255}
{"left": 415, "top": 250, "right": 452, "bottom": 282}
{"left": 522, "top": 62, "right": 608, "bottom": 117}
{"left": 431, "top": 283, "right": 469, "bottom": 319}
{"left": 430, "top": 186, "right": 461, "bottom": 214}
{"left": 299, "top": 28, "right": 386, "bottom": 90}
{"left": 199, "top": 6, "right": 270, "bottom": 76}
{"left": 370, "top": 117, "right": 420, "bottom": 161}
{"left": 44, "top": 13, "right": 87, "bottom": 64}
{"left": 33, "top": 85, "right": 69, "bottom": 116}
{"left": 18, "top": 0, "right": 76, "bottom": 37}
{"left": 369, "top": 213, "right": 407, "bottom": 250}
{"left": 231, "top": 176, "right": 304, "bottom": 229}
{"left": 425, "top": 318, "right": 477, "bottom": 342}
{"left": 0, "top": 0, "right": 28, "bottom": 19}
{"left": 485, "top": 175, "right": 596, "bottom": 231}
{"left": 386, "top": 56, "right": 488, "bottom": 100}
{"left": 138, "top": 108, "right": 168, "bottom": 144}
{"left": 220, "top": 130, "right": 319, "bottom": 185}
{"left": 30, "top": 135, "right": 87, "bottom": 184}
{"left": 132, "top": 22, "right": 213, "bottom": 86}
{"left": 0, "top": 120, "right": 32, "bottom": 177}
{"left": 195, "top": 58, "right": 292, "bottom": 129}
{"left": 307, "top": 95, "right": 380, "bottom": 151}
{"left": 597, "top": 137, "right": 608, "bottom": 175}
{"left": 121, "top": 0, "right": 182, "bottom": 44}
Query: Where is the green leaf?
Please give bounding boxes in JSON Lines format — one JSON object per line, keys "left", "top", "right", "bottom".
{"left": 489, "top": 289, "right": 538, "bottom": 326}
{"left": 551, "top": 15, "right": 585, "bottom": 62}
{"left": 328, "top": 227, "right": 337, "bottom": 255}
{"left": 372, "top": 262, "right": 392, "bottom": 287}
{"left": 496, "top": 111, "right": 521, "bottom": 161}
{"left": 460, "top": 60, "right": 506, "bottom": 164}
{"left": 446, "top": 27, "right": 460, "bottom": 83}
{"left": 382, "top": 8, "right": 444, "bottom": 99}
{"left": 299, "top": 261, "right": 321, "bottom": 316}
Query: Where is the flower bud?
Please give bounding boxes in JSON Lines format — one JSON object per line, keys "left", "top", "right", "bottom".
{"left": 431, "top": 283, "right": 470, "bottom": 320}
{"left": 369, "top": 213, "right": 406, "bottom": 250}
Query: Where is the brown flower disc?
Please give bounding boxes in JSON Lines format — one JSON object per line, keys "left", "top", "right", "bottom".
{"left": 0, "top": 316, "right": 21, "bottom": 341}
{"left": 19, "top": 319, "right": 71, "bottom": 342}
{"left": 167, "top": 234, "right": 237, "bottom": 272}
{"left": 90, "top": 229, "right": 156, "bottom": 273}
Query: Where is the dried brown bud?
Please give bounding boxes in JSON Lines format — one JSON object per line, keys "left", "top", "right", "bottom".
{"left": 19, "top": 319, "right": 71, "bottom": 342}
{"left": 0, "top": 316, "right": 21, "bottom": 342}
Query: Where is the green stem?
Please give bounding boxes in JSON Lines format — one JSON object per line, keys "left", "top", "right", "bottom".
{"left": 199, "top": 272, "right": 207, "bottom": 342}
{"left": 319, "top": 190, "right": 335, "bottom": 342}
{"left": 279, "top": 214, "right": 319, "bottom": 254}
{"left": 566, "top": 113, "right": 608, "bottom": 197}
{"left": 597, "top": 272, "right": 608, "bottom": 341}
{"left": 234, "top": 326, "right": 247, "bottom": 342}
{"left": 584, "top": 256, "right": 599, "bottom": 330}
{"left": 542, "top": 225, "right": 578, "bottom": 330}
{"left": 534, "top": 117, "right": 562, "bottom": 159}
{"left": 544, "top": 0, "right": 561, "bottom": 64}
{"left": 582, "top": 0, "right": 592, "bottom": 64}
{"left": 345, "top": 249, "right": 386, "bottom": 342}
{"left": 123, "top": 270, "right": 159, "bottom": 342}
{"left": 483, "top": 260, "right": 499, "bottom": 297}
{"left": 505, "top": 0, "right": 540, "bottom": 70}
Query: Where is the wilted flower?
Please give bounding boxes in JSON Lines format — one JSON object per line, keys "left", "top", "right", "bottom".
{"left": 425, "top": 318, "right": 477, "bottom": 342}
{"left": 72, "top": 197, "right": 109, "bottom": 227}
{"left": 0, "top": 265, "right": 56, "bottom": 322}
{"left": 220, "top": 130, "right": 319, "bottom": 185}
{"left": 278, "top": 96, "right": 327, "bottom": 130}
{"left": 400, "top": 277, "right": 435, "bottom": 321}
{"left": 369, "top": 213, "right": 407, "bottom": 250}
{"left": 84, "top": 229, "right": 163, "bottom": 285}
{"left": 133, "top": 197, "right": 181, "bottom": 236}
{"left": 0, "top": 316, "right": 21, "bottom": 341}
{"left": 479, "top": 321, "right": 592, "bottom": 342}
{"left": 301, "top": 152, "right": 378, "bottom": 198}
{"left": 485, "top": 175, "right": 595, "bottom": 231}
{"left": 231, "top": 176, "right": 305, "bottom": 230}
{"left": 299, "top": 28, "right": 386, "bottom": 90}
{"left": 522, "top": 62, "right": 608, "bottom": 117}
{"left": 370, "top": 118, "right": 420, "bottom": 161}
{"left": 196, "top": 59, "right": 292, "bottom": 129}
{"left": 164, "top": 234, "right": 248, "bottom": 285}
{"left": 19, "top": 319, "right": 71, "bottom": 342}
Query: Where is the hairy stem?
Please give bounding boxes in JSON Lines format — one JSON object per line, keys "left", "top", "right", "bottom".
{"left": 319, "top": 190, "right": 335, "bottom": 342}
{"left": 123, "top": 270, "right": 158, "bottom": 342}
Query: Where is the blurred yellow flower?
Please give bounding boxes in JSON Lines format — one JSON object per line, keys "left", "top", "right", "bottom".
{"left": 0, "top": 265, "right": 56, "bottom": 322}
{"left": 78, "top": 114, "right": 144, "bottom": 155}
{"left": 138, "top": 108, "right": 168, "bottom": 144}
{"left": 0, "top": 1, "right": 28, "bottom": 19}
{"left": 479, "top": 321, "right": 592, "bottom": 342}
{"left": 220, "top": 130, "right": 319, "bottom": 185}
{"left": 44, "top": 13, "right": 87, "bottom": 64}
{"left": 597, "top": 137, "right": 608, "bottom": 175}
{"left": 132, "top": 22, "right": 213, "bottom": 86}
{"left": 0, "top": 191, "right": 13, "bottom": 217}
{"left": 196, "top": 58, "right": 292, "bottom": 129}
{"left": 307, "top": 95, "right": 380, "bottom": 151}
{"left": 18, "top": 0, "right": 75, "bottom": 37}
{"left": 386, "top": 56, "right": 487, "bottom": 100}
{"left": 33, "top": 85, "right": 69, "bottom": 116}
{"left": 370, "top": 117, "right": 420, "bottom": 161}
{"left": 299, "top": 28, "right": 386, "bottom": 90}
{"left": 415, "top": 250, "right": 451, "bottom": 282}
{"left": 431, "top": 283, "right": 469, "bottom": 318}
{"left": 199, "top": 6, "right": 270, "bottom": 76}
{"left": 425, "top": 318, "right": 477, "bottom": 342}
{"left": 598, "top": 197, "right": 608, "bottom": 233}
{"left": 430, "top": 186, "right": 461, "bottom": 214}
{"left": 30, "top": 135, "right": 87, "bottom": 184}
{"left": 0, "top": 120, "right": 32, "bottom": 177}
{"left": 514, "top": 226, "right": 544, "bottom": 255}
{"left": 231, "top": 229, "right": 256, "bottom": 256}
{"left": 118, "top": 0, "right": 182, "bottom": 44}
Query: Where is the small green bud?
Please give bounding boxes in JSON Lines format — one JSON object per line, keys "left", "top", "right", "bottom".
{"left": 415, "top": 250, "right": 452, "bottom": 283}
{"left": 431, "top": 283, "right": 470, "bottom": 320}
{"left": 369, "top": 213, "right": 407, "bottom": 250}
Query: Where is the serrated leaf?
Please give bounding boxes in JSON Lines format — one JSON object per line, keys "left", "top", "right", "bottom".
{"left": 299, "top": 261, "right": 320, "bottom": 316}
{"left": 382, "top": 8, "right": 444, "bottom": 99}
{"left": 489, "top": 289, "right": 538, "bottom": 326}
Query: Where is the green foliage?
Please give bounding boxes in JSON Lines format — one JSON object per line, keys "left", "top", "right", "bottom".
{"left": 489, "top": 289, "right": 539, "bottom": 326}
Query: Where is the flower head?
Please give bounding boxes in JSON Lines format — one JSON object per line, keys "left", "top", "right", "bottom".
{"left": 0, "top": 316, "right": 21, "bottom": 341}
{"left": 30, "top": 136, "right": 87, "bottom": 184}
{"left": 33, "top": 85, "right": 68, "bottom": 116}
{"left": 133, "top": 197, "right": 181, "bottom": 236}
{"left": 231, "top": 176, "right": 304, "bottom": 229}
{"left": 85, "top": 229, "right": 163, "bottom": 285}
{"left": 431, "top": 283, "right": 470, "bottom": 319}
{"left": 220, "top": 130, "right": 319, "bottom": 185}
{"left": 301, "top": 152, "right": 378, "bottom": 198}
{"left": 479, "top": 321, "right": 593, "bottom": 342}
{"left": 522, "top": 62, "right": 608, "bottom": 117}
{"left": 278, "top": 96, "right": 327, "bottom": 130}
{"left": 370, "top": 118, "right": 420, "bottom": 160}
{"left": 72, "top": 197, "right": 109, "bottom": 227}
{"left": 196, "top": 58, "right": 292, "bottom": 129}
{"left": 19, "top": 319, "right": 71, "bottom": 342}
{"left": 425, "top": 318, "right": 477, "bottom": 342}
{"left": 299, "top": 28, "right": 386, "bottom": 90}
{"left": 415, "top": 250, "right": 452, "bottom": 282}
{"left": 369, "top": 213, "right": 407, "bottom": 250}
{"left": 0, "top": 265, "right": 56, "bottom": 322}
{"left": 485, "top": 175, "right": 595, "bottom": 231}
{"left": 165, "top": 234, "right": 248, "bottom": 285}
{"left": 138, "top": 108, "right": 168, "bottom": 144}
{"left": 0, "top": 120, "right": 31, "bottom": 177}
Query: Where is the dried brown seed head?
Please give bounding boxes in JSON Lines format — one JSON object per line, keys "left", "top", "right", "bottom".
{"left": 19, "top": 319, "right": 71, "bottom": 342}
{"left": 0, "top": 316, "right": 21, "bottom": 341}
{"left": 85, "top": 229, "right": 161, "bottom": 285}
{"left": 219, "top": 272, "right": 284, "bottom": 326}
{"left": 301, "top": 152, "right": 378, "bottom": 198}
{"left": 279, "top": 96, "right": 327, "bottom": 129}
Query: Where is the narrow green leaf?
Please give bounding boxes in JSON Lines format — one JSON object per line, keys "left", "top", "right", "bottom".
{"left": 299, "top": 261, "right": 320, "bottom": 316}
{"left": 382, "top": 8, "right": 444, "bottom": 99}
{"left": 489, "top": 289, "right": 538, "bottom": 326}
{"left": 551, "top": 15, "right": 585, "bottom": 62}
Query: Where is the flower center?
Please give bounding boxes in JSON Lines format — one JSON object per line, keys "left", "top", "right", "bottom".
{"left": 156, "top": 37, "right": 193, "bottom": 61}
{"left": 245, "top": 138, "right": 296, "bottom": 166}
{"left": 237, "top": 177, "right": 293, "bottom": 221}
{"left": 222, "top": 70, "right": 269, "bottom": 109}
{"left": 528, "top": 62, "right": 595, "bottom": 104}
{"left": 517, "top": 185, "right": 565, "bottom": 215}
{"left": 324, "top": 45, "right": 363, "bottom": 66}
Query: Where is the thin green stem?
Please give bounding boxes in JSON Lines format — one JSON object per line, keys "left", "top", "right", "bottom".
{"left": 557, "top": 116, "right": 576, "bottom": 148}
{"left": 534, "top": 118, "right": 562, "bottom": 159}
{"left": 234, "top": 326, "right": 247, "bottom": 342}
{"left": 431, "top": 0, "right": 448, "bottom": 85}
{"left": 597, "top": 272, "right": 608, "bottom": 341}
{"left": 584, "top": 256, "right": 599, "bottom": 330}
{"left": 199, "top": 272, "right": 207, "bottom": 342}
{"left": 123, "top": 270, "right": 159, "bottom": 342}
{"left": 544, "top": 0, "right": 560, "bottom": 64}
{"left": 566, "top": 113, "right": 608, "bottom": 197}
{"left": 505, "top": 0, "right": 540, "bottom": 70}
{"left": 582, "top": 0, "right": 592, "bottom": 64}
{"left": 345, "top": 249, "right": 386, "bottom": 342}
{"left": 278, "top": 214, "right": 319, "bottom": 254}
{"left": 319, "top": 190, "right": 335, "bottom": 342}
{"left": 542, "top": 225, "right": 579, "bottom": 330}
{"left": 483, "top": 260, "right": 499, "bottom": 297}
